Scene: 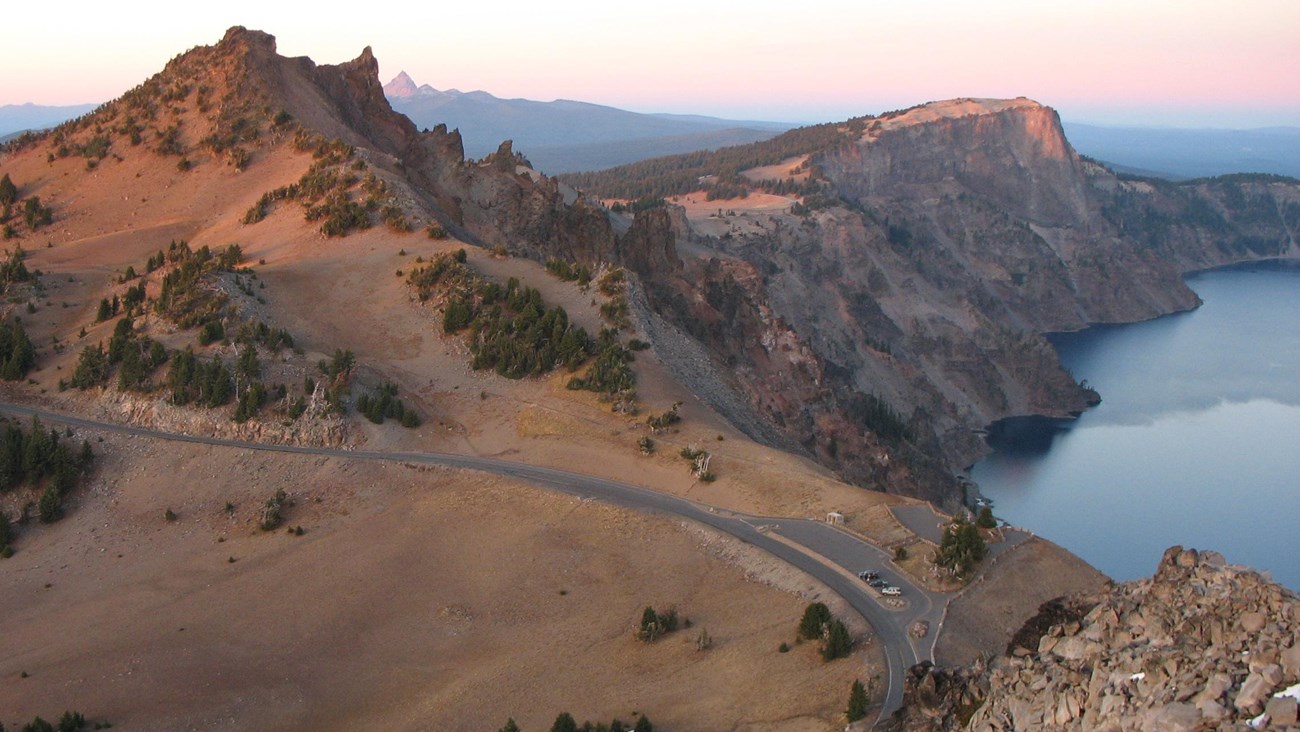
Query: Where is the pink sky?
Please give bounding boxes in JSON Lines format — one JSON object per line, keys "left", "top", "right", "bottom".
{"left": 2, "top": 0, "right": 1297, "bottom": 127}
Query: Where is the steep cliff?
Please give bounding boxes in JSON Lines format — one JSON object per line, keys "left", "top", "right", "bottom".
{"left": 564, "top": 99, "right": 1300, "bottom": 504}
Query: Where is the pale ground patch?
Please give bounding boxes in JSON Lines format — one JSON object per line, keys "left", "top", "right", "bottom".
{"left": 740, "top": 155, "right": 811, "bottom": 183}
{"left": 667, "top": 192, "right": 797, "bottom": 240}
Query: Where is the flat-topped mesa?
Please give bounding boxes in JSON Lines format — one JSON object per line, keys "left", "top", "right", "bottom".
{"left": 870, "top": 97, "right": 1051, "bottom": 134}
{"left": 827, "top": 96, "right": 1088, "bottom": 227}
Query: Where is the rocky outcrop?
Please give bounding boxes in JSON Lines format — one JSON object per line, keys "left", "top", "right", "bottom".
{"left": 886, "top": 546, "right": 1300, "bottom": 731}
{"left": 617, "top": 207, "right": 683, "bottom": 276}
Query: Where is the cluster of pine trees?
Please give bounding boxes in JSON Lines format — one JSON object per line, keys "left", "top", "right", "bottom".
{"left": 243, "top": 134, "right": 392, "bottom": 238}
{"left": 6, "top": 709, "right": 100, "bottom": 731}
{"left": 154, "top": 241, "right": 242, "bottom": 328}
{"left": 544, "top": 258, "right": 592, "bottom": 285}
{"left": 797, "top": 602, "right": 854, "bottom": 662}
{"left": 934, "top": 516, "right": 987, "bottom": 577}
{"left": 498, "top": 713, "right": 653, "bottom": 732}
{"left": 0, "top": 245, "right": 32, "bottom": 285}
{"left": 165, "top": 349, "right": 233, "bottom": 407}
{"left": 0, "top": 321, "right": 36, "bottom": 381}
{"left": 0, "top": 416, "right": 94, "bottom": 526}
{"left": 848, "top": 393, "right": 913, "bottom": 444}
{"left": 65, "top": 318, "right": 167, "bottom": 392}
{"left": 410, "top": 255, "right": 596, "bottom": 380}
{"left": 566, "top": 329, "right": 635, "bottom": 397}
{"left": 356, "top": 382, "right": 419, "bottom": 428}
{"left": 1, "top": 174, "right": 56, "bottom": 238}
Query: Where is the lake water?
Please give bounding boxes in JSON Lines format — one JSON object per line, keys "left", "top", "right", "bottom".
{"left": 970, "top": 260, "right": 1300, "bottom": 590}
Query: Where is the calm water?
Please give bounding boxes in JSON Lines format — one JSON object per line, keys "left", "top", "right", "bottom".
{"left": 970, "top": 260, "right": 1300, "bottom": 590}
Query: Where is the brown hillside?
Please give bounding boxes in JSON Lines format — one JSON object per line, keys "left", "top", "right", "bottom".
{"left": 0, "top": 26, "right": 983, "bottom": 731}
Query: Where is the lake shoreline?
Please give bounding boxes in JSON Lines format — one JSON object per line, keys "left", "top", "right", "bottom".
{"left": 966, "top": 261, "right": 1300, "bottom": 589}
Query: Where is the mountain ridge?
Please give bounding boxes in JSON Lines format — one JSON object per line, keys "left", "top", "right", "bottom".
{"left": 381, "top": 71, "right": 790, "bottom": 172}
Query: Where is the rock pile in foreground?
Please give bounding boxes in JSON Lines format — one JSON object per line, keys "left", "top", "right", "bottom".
{"left": 886, "top": 546, "right": 1300, "bottom": 731}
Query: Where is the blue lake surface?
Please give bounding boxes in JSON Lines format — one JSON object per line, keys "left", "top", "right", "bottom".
{"left": 970, "top": 260, "right": 1300, "bottom": 589}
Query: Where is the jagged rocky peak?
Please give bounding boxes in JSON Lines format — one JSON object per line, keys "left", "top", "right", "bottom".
{"left": 216, "top": 25, "right": 278, "bottom": 56}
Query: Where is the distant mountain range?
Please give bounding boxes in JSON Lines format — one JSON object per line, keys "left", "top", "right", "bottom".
{"left": 381, "top": 71, "right": 791, "bottom": 174}
{"left": 0, "top": 102, "right": 98, "bottom": 141}
{"left": 6, "top": 88, "right": 1297, "bottom": 181}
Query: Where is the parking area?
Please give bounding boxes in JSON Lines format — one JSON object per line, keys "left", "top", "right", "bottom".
{"left": 890, "top": 504, "right": 948, "bottom": 544}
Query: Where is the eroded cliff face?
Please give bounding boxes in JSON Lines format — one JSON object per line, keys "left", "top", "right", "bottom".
{"left": 622, "top": 100, "right": 1300, "bottom": 503}
{"left": 883, "top": 547, "right": 1300, "bottom": 731}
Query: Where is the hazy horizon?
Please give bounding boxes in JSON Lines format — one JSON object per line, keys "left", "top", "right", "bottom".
{"left": 2, "top": 0, "right": 1297, "bottom": 129}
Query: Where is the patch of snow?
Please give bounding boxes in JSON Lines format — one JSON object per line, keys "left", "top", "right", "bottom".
{"left": 1129, "top": 672, "right": 1145, "bottom": 681}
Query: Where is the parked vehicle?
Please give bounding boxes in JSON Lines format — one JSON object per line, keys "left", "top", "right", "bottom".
{"left": 869, "top": 579, "right": 887, "bottom": 588}
{"left": 857, "top": 570, "right": 879, "bottom": 581}
{"left": 881, "top": 586, "right": 902, "bottom": 596}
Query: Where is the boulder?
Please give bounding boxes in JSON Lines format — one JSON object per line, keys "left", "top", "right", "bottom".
{"left": 1235, "top": 672, "right": 1274, "bottom": 712}
{"left": 1264, "top": 695, "right": 1298, "bottom": 726}
{"left": 1282, "top": 644, "right": 1300, "bottom": 678}
{"left": 1141, "top": 702, "right": 1201, "bottom": 731}
{"left": 1241, "top": 611, "right": 1267, "bottom": 633}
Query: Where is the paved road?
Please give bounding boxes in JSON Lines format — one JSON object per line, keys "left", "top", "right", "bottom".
{"left": 0, "top": 401, "right": 939, "bottom": 723}
{"left": 775, "top": 520, "right": 946, "bottom": 662}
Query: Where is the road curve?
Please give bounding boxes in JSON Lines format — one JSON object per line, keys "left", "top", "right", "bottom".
{"left": 0, "top": 401, "right": 928, "bottom": 722}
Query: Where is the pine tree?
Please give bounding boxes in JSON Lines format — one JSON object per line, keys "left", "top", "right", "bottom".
{"left": 498, "top": 720, "right": 520, "bottom": 732}
{"left": 550, "top": 713, "right": 578, "bottom": 732}
{"left": 822, "top": 618, "right": 853, "bottom": 661}
{"left": 798, "top": 602, "right": 832, "bottom": 641}
{"left": 38, "top": 484, "right": 62, "bottom": 523}
{"left": 634, "top": 714, "right": 653, "bottom": 732}
{"left": 0, "top": 173, "right": 16, "bottom": 206}
{"left": 846, "top": 679, "right": 869, "bottom": 722}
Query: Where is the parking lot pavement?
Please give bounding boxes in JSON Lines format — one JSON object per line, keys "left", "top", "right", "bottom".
{"left": 890, "top": 503, "right": 948, "bottom": 544}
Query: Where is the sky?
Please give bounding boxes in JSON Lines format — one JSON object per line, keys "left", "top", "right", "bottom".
{"left": 2, "top": 0, "right": 1298, "bottom": 128}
